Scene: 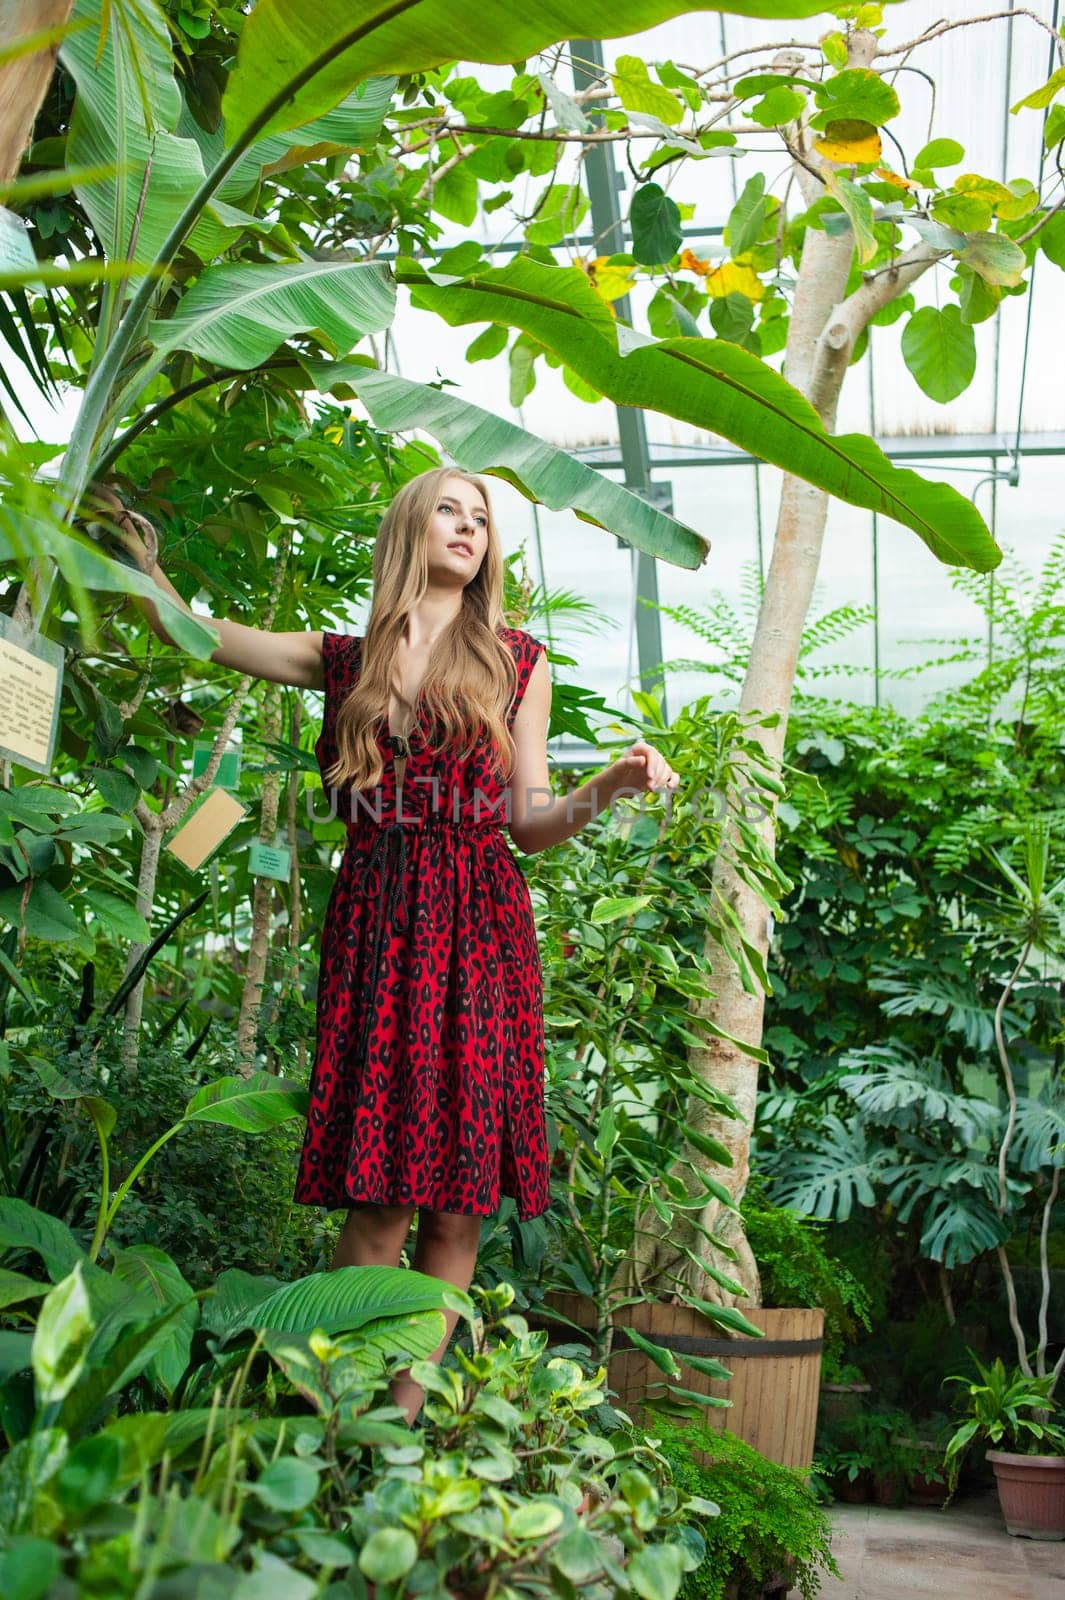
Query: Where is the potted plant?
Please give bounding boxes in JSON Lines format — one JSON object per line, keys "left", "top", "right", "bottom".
{"left": 898, "top": 1412, "right": 954, "bottom": 1506}
{"left": 943, "top": 1355, "right": 1065, "bottom": 1539}
{"left": 818, "top": 1362, "right": 873, "bottom": 1427}
{"left": 816, "top": 1402, "right": 917, "bottom": 1506}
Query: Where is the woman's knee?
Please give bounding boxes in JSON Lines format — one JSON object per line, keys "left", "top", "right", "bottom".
{"left": 416, "top": 1207, "right": 483, "bottom": 1247}
{"left": 345, "top": 1199, "right": 416, "bottom": 1236}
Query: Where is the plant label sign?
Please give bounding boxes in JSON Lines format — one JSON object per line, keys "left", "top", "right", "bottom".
{"left": 248, "top": 841, "right": 291, "bottom": 881}
{"left": 165, "top": 786, "right": 247, "bottom": 873}
{"left": 0, "top": 617, "right": 64, "bottom": 775}
{"left": 192, "top": 740, "right": 241, "bottom": 788}
{"left": 0, "top": 207, "right": 36, "bottom": 273}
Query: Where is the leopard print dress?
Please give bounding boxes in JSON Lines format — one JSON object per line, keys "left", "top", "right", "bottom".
{"left": 292, "top": 624, "right": 551, "bottom": 1221}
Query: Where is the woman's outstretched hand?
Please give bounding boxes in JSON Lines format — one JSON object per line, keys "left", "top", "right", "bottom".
{"left": 82, "top": 483, "right": 158, "bottom": 574}
{"left": 612, "top": 741, "right": 680, "bottom": 794}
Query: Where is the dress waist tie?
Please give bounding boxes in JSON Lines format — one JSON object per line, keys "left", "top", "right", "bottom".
{"left": 353, "top": 819, "right": 411, "bottom": 1072}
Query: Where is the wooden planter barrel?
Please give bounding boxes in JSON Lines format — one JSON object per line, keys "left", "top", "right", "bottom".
{"left": 527, "top": 1292, "right": 824, "bottom": 1471}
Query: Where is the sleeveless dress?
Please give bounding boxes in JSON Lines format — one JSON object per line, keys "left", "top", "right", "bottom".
{"left": 292, "top": 624, "right": 551, "bottom": 1221}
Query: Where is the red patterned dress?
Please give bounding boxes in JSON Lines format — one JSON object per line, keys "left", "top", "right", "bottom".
{"left": 293, "top": 624, "right": 551, "bottom": 1221}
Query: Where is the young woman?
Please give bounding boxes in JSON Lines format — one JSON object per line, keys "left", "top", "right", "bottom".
{"left": 101, "top": 466, "right": 679, "bottom": 1425}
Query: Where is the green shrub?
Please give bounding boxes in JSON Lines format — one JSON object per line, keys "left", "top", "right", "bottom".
{"left": 649, "top": 1419, "right": 840, "bottom": 1600}
{"left": 741, "top": 1182, "right": 872, "bottom": 1380}
{"left": 0, "top": 1273, "right": 714, "bottom": 1598}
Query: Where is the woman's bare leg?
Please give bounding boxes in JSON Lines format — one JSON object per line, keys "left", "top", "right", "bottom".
{"left": 388, "top": 1207, "right": 484, "bottom": 1426}
{"left": 330, "top": 1199, "right": 416, "bottom": 1269}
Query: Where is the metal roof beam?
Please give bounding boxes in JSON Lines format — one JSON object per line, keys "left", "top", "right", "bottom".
{"left": 570, "top": 37, "right": 668, "bottom": 718}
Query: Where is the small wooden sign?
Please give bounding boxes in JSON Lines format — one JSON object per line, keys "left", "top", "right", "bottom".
{"left": 164, "top": 786, "right": 247, "bottom": 872}
{"left": 248, "top": 841, "right": 291, "bottom": 881}
{"left": 0, "top": 617, "right": 64, "bottom": 775}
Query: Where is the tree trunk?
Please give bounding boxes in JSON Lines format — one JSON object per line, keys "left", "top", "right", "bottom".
{"left": 614, "top": 30, "right": 941, "bottom": 1307}
{"left": 119, "top": 680, "right": 253, "bottom": 1075}
{"left": 237, "top": 677, "right": 283, "bottom": 1070}
{"left": 118, "top": 530, "right": 291, "bottom": 1074}
{"left": 0, "top": 1, "right": 74, "bottom": 185}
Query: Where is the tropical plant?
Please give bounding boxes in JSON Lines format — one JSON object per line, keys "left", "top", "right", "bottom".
{"left": 942, "top": 1355, "right": 1065, "bottom": 1496}
{"left": 1, "top": 1258, "right": 716, "bottom": 1597}
{"left": 583, "top": 10, "right": 1065, "bottom": 1306}
{"left": 0, "top": 844, "right": 728, "bottom": 1591}
{"left": 4, "top": 0, "right": 1063, "bottom": 1366}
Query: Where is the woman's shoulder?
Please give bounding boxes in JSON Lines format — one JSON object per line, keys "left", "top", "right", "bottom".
{"left": 322, "top": 628, "right": 362, "bottom": 651}
{"left": 320, "top": 629, "right": 362, "bottom": 689}
{"left": 495, "top": 622, "right": 545, "bottom": 659}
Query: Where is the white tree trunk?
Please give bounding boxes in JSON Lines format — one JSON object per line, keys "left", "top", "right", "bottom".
{"left": 616, "top": 31, "right": 943, "bottom": 1307}
{"left": 237, "top": 678, "right": 282, "bottom": 1070}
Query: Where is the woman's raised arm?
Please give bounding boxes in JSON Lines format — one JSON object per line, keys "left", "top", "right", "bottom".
{"left": 90, "top": 487, "right": 324, "bottom": 690}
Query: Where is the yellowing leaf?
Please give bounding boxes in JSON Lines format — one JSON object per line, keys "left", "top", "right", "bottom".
{"left": 813, "top": 120, "right": 882, "bottom": 165}
{"left": 680, "top": 247, "right": 711, "bottom": 275}
{"left": 955, "top": 172, "right": 1013, "bottom": 209}
{"left": 611, "top": 55, "right": 685, "bottom": 126}
{"left": 704, "top": 261, "right": 765, "bottom": 302}
{"left": 873, "top": 165, "right": 916, "bottom": 189}
{"left": 584, "top": 256, "right": 637, "bottom": 304}
{"left": 996, "top": 179, "right": 1039, "bottom": 222}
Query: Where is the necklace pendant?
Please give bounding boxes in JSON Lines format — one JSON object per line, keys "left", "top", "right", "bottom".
{"left": 388, "top": 732, "right": 412, "bottom": 758}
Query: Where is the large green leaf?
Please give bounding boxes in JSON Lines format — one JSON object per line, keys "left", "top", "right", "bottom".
{"left": 181, "top": 1072, "right": 309, "bottom": 1132}
{"left": 0, "top": 1331, "right": 35, "bottom": 1382}
{"left": 234, "top": 1264, "right": 459, "bottom": 1339}
{"left": 177, "top": 80, "right": 398, "bottom": 206}
{"left": 61, "top": 2, "right": 393, "bottom": 266}
{"left": 201, "top": 1267, "right": 289, "bottom": 1342}
{"left": 0, "top": 1197, "right": 85, "bottom": 1283}
{"left": 398, "top": 257, "right": 1000, "bottom": 572}
{"left": 56, "top": 1300, "right": 192, "bottom": 1439}
{"left": 110, "top": 1244, "right": 198, "bottom": 1397}
{"left": 0, "top": 1269, "right": 49, "bottom": 1311}
{"left": 222, "top": 0, "right": 847, "bottom": 145}
{"left": 310, "top": 364, "right": 707, "bottom": 568}
{"left": 0, "top": 510, "right": 220, "bottom": 658}
{"left": 901, "top": 305, "right": 977, "bottom": 403}
{"left": 60, "top": 0, "right": 243, "bottom": 264}
{"left": 145, "top": 259, "right": 395, "bottom": 369}
{"left": 33, "top": 1261, "right": 95, "bottom": 1405}
{"left": 31, "top": 1058, "right": 117, "bottom": 1142}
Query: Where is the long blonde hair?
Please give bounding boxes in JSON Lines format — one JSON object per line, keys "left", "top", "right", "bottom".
{"left": 323, "top": 467, "right": 521, "bottom": 792}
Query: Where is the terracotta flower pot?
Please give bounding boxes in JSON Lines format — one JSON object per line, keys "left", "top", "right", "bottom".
{"left": 907, "top": 1470, "right": 949, "bottom": 1507}
{"left": 819, "top": 1382, "right": 872, "bottom": 1426}
{"left": 986, "top": 1450, "right": 1065, "bottom": 1540}
{"left": 834, "top": 1468, "right": 871, "bottom": 1504}
{"left": 872, "top": 1471, "right": 902, "bottom": 1506}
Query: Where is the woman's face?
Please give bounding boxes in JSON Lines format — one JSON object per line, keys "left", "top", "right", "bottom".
{"left": 426, "top": 476, "right": 489, "bottom": 583}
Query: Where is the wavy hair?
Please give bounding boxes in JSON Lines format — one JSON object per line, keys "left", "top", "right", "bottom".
{"left": 323, "top": 467, "right": 522, "bottom": 793}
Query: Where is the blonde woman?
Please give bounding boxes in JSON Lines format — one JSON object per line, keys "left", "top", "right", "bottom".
{"left": 101, "top": 466, "right": 679, "bottom": 1425}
